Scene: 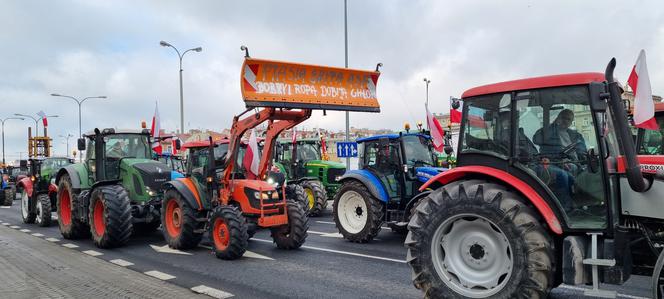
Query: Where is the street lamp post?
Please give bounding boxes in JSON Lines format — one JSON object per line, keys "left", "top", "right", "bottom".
{"left": 1, "top": 117, "right": 25, "bottom": 165}
{"left": 59, "top": 133, "right": 73, "bottom": 157}
{"left": 14, "top": 113, "right": 58, "bottom": 137}
{"left": 423, "top": 78, "right": 431, "bottom": 129}
{"left": 159, "top": 40, "right": 202, "bottom": 134}
{"left": 50, "top": 94, "right": 106, "bottom": 161}
{"left": 344, "top": 0, "right": 350, "bottom": 170}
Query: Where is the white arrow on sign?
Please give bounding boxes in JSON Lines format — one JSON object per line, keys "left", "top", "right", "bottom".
{"left": 150, "top": 244, "right": 192, "bottom": 255}
{"left": 344, "top": 145, "right": 349, "bottom": 155}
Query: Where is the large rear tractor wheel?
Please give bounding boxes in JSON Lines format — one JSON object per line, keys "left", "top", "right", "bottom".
{"left": 57, "top": 175, "right": 90, "bottom": 239}
{"left": 652, "top": 249, "right": 664, "bottom": 299}
{"left": 286, "top": 184, "right": 308, "bottom": 214}
{"left": 21, "top": 189, "right": 36, "bottom": 224}
{"left": 161, "top": 189, "right": 204, "bottom": 249}
{"left": 271, "top": 200, "right": 308, "bottom": 249}
{"left": 333, "top": 180, "right": 383, "bottom": 243}
{"left": 301, "top": 180, "right": 327, "bottom": 217}
{"left": 406, "top": 180, "right": 554, "bottom": 299}
{"left": 88, "top": 185, "right": 133, "bottom": 248}
{"left": 35, "top": 194, "right": 52, "bottom": 227}
{"left": 209, "top": 205, "right": 248, "bottom": 260}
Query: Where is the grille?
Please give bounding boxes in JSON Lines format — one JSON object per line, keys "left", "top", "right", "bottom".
{"left": 326, "top": 168, "right": 346, "bottom": 184}
{"left": 133, "top": 163, "right": 170, "bottom": 193}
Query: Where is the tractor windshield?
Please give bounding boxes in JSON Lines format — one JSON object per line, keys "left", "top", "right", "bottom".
{"left": 105, "top": 134, "right": 151, "bottom": 159}
{"left": 297, "top": 143, "right": 321, "bottom": 161}
{"left": 636, "top": 113, "right": 664, "bottom": 155}
{"left": 401, "top": 135, "right": 435, "bottom": 166}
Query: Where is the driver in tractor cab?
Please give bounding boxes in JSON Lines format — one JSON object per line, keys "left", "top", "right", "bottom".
{"left": 107, "top": 140, "right": 126, "bottom": 158}
{"left": 533, "top": 109, "right": 588, "bottom": 173}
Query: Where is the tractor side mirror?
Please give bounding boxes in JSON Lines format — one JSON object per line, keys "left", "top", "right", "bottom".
{"left": 175, "top": 139, "right": 181, "bottom": 150}
{"left": 444, "top": 145, "right": 454, "bottom": 155}
{"left": 589, "top": 82, "right": 609, "bottom": 112}
{"left": 77, "top": 138, "right": 86, "bottom": 151}
{"left": 588, "top": 148, "right": 600, "bottom": 173}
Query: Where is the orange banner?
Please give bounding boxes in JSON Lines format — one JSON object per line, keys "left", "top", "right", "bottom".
{"left": 241, "top": 58, "right": 380, "bottom": 112}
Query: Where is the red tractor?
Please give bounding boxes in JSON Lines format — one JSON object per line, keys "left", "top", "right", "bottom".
{"left": 406, "top": 59, "right": 664, "bottom": 298}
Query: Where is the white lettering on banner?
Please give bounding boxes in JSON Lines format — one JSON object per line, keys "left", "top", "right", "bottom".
{"left": 293, "top": 84, "right": 318, "bottom": 96}
{"left": 255, "top": 81, "right": 375, "bottom": 101}
{"left": 320, "top": 86, "right": 348, "bottom": 99}
{"left": 351, "top": 88, "right": 375, "bottom": 99}
{"left": 256, "top": 82, "right": 292, "bottom": 96}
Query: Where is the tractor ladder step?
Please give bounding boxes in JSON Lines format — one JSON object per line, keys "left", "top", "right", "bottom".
{"left": 582, "top": 232, "right": 617, "bottom": 298}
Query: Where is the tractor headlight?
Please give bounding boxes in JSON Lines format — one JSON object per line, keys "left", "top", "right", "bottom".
{"left": 271, "top": 191, "right": 279, "bottom": 199}
{"left": 260, "top": 192, "right": 272, "bottom": 200}
{"left": 335, "top": 175, "right": 342, "bottom": 182}
{"left": 253, "top": 191, "right": 261, "bottom": 199}
{"left": 31, "top": 176, "right": 36, "bottom": 182}
{"left": 145, "top": 186, "right": 157, "bottom": 197}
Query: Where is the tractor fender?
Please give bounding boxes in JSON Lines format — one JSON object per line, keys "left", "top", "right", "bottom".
{"left": 17, "top": 177, "right": 34, "bottom": 197}
{"left": 404, "top": 190, "right": 432, "bottom": 219}
{"left": 420, "top": 165, "right": 563, "bottom": 235}
{"left": 55, "top": 166, "right": 82, "bottom": 190}
{"left": 164, "top": 178, "right": 203, "bottom": 211}
{"left": 289, "top": 176, "right": 318, "bottom": 185}
{"left": 338, "top": 170, "right": 389, "bottom": 202}
{"left": 48, "top": 183, "right": 58, "bottom": 197}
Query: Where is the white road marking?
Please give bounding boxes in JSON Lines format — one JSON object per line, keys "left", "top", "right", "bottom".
{"left": 307, "top": 230, "right": 332, "bottom": 235}
{"left": 0, "top": 206, "right": 11, "bottom": 209}
{"left": 31, "top": 233, "right": 44, "bottom": 237}
{"left": 10, "top": 225, "right": 20, "bottom": 229}
{"left": 320, "top": 232, "right": 344, "bottom": 238}
{"left": 62, "top": 243, "right": 79, "bottom": 249}
{"left": 144, "top": 270, "right": 175, "bottom": 281}
{"left": 191, "top": 285, "right": 234, "bottom": 298}
{"left": 110, "top": 259, "right": 134, "bottom": 267}
{"left": 251, "top": 238, "right": 406, "bottom": 263}
{"left": 45, "top": 237, "right": 60, "bottom": 242}
{"left": 2, "top": 222, "right": 10, "bottom": 225}
{"left": 557, "top": 285, "right": 649, "bottom": 299}
{"left": 315, "top": 221, "right": 335, "bottom": 225}
{"left": 150, "top": 244, "right": 192, "bottom": 255}
{"left": 82, "top": 250, "right": 103, "bottom": 256}
{"left": 19, "top": 229, "right": 31, "bottom": 233}
{"left": 198, "top": 245, "right": 274, "bottom": 260}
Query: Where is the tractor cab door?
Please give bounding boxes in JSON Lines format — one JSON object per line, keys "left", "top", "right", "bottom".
{"left": 295, "top": 142, "right": 320, "bottom": 178}
{"left": 186, "top": 147, "right": 210, "bottom": 200}
{"left": 363, "top": 138, "right": 403, "bottom": 200}
{"left": 400, "top": 135, "right": 437, "bottom": 198}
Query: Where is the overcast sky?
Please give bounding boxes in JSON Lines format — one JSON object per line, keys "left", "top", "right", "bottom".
{"left": 1, "top": 0, "right": 663, "bottom": 161}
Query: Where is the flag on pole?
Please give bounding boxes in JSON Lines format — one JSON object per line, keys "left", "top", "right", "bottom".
{"left": 627, "top": 49, "right": 658, "bottom": 130}
{"left": 171, "top": 138, "right": 178, "bottom": 155}
{"left": 450, "top": 98, "right": 463, "bottom": 123}
{"left": 318, "top": 128, "right": 329, "bottom": 160}
{"left": 291, "top": 127, "right": 297, "bottom": 144}
{"left": 243, "top": 129, "right": 260, "bottom": 179}
{"left": 37, "top": 111, "right": 48, "bottom": 127}
{"left": 426, "top": 104, "right": 445, "bottom": 152}
{"left": 150, "top": 102, "right": 163, "bottom": 154}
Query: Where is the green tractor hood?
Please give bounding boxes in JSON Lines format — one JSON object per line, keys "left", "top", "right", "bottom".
{"left": 119, "top": 159, "right": 170, "bottom": 202}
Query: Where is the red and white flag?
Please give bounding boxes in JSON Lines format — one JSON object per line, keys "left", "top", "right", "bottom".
{"left": 291, "top": 127, "right": 297, "bottom": 144}
{"left": 318, "top": 128, "right": 329, "bottom": 160}
{"left": 37, "top": 111, "right": 48, "bottom": 127}
{"left": 243, "top": 129, "right": 260, "bottom": 179}
{"left": 150, "top": 102, "right": 163, "bottom": 154}
{"left": 628, "top": 49, "right": 658, "bottom": 130}
{"left": 171, "top": 138, "right": 178, "bottom": 155}
{"left": 426, "top": 104, "right": 445, "bottom": 152}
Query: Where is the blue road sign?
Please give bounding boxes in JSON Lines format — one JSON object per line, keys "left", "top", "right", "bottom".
{"left": 336, "top": 142, "right": 358, "bottom": 158}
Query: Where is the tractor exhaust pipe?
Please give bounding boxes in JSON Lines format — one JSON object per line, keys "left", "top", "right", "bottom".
{"left": 605, "top": 58, "right": 650, "bottom": 192}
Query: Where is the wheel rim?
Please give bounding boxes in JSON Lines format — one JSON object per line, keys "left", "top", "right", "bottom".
{"left": 337, "top": 190, "right": 367, "bottom": 234}
{"left": 213, "top": 218, "right": 230, "bottom": 251}
{"left": 431, "top": 214, "right": 513, "bottom": 298}
{"left": 165, "top": 199, "right": 182, "bottom": 238}
{"left": 93, "top": 199, "right": 106, "bottom": 236}
{"left": 35, "top": 200, "right": 43, "bottom": 224}
{"left": 59, "top": 189, "right": 72, "bottom": 226}
{"left": 21, "top": 191, "right": 29, "bottom": 219}
{"left": 305, "top": 188, "right": 315, "bottom": 210}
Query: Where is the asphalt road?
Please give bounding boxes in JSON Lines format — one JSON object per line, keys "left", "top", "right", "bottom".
{"left": 0, "top": 200, "right": 653, "bottom": 298}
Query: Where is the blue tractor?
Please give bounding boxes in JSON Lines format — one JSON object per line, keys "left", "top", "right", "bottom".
{"left": 333, "top": 130, "right": 446, "bottom": 242}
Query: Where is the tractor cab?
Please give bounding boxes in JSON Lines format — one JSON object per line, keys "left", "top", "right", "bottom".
{"left": 19, "top": 157, "right": 73, "bottom": 226}
{"left": 634, "top": 102, "right": 664, "bottom": 156}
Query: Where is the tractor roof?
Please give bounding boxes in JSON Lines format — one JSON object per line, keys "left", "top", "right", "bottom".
{"left": 461, "top": 72, "right": 605, "bottom": 98}
{"left": 83, "top": 128, "right": 151, "bottom": 138}
{"left": 357, "top": 133, "right": 431, "bottom": 143}
{"left": 278, "top": 138, "right": 320, "bottom": 144}
{"left": 182, "top": 139, "right": 230, "bottom": 149}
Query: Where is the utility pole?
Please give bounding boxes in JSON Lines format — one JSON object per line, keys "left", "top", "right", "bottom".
{"left": 344, "top": 0, "right": 350, "bottom": 170}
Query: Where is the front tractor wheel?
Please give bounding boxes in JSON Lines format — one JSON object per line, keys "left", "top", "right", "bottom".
{"left": 35, "top": 194, "right": 52, "bottom": 227}
{"left": 57, "top": 175, "right": 89, "bottom": 239}
{"left": 21, "top": 189, "right": 36, "bottom": 224}
{"left": 88, "top": 185, "right": 133, "bottom": 248}
{"left": 286, "top": 184, "right": 308, "bottom": 214}
{"left": 161, "top": 189, "right": 204, "bottom": 249}
{"left": 271, "top": 200, "right": 309, "bottom": 249}
{"left": 209, "top": 205, "right": 248, "bottom": 260}
{"left": 301, "top": 180, "right": 327, "bottom": 217}
{"left": 406, "top": 180, "right": 554, "bottom": 299}
{"left": 3, "top": 187, "right": 15, "bottom": 206}
{"left": 333, "top": 180, "right": 383, "bottom": 243}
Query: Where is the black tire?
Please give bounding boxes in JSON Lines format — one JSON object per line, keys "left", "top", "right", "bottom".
{"left": 57, "top": 175, "right": 90, "bottom": 239}
{"left": 653, "top": 249, "right": 664, "bottom": 299}
{"left": 271, "top": 200, "right": 308, "bottom": 249}
{"left": 11, "top": 186, "right": 17, "bottom": 200}
{"left": 286, "top": 184, "right": 308, "bottom": 214}
{"left": 89, "top": 185, "right": 133, "bottom": 248}
{"left": 209, "top": 205, "right": 248, "bottom": 260}
{"left": 301, "top": 180, "right": 327, "bottom": 217}
{"left": 35, "top": 194, "right": 52, "bottom": 227}
{"left": 2, "top": 188, "right": 13, "bottom": 206}
{"left": 161, "top": 189, "right": 205, "bottom": 249}
{"left": 246, "top": 220, "right": 258, "bottom": 239}
{"left": 406, "top": 180, "right": 554, "bottom": 299}
{"left": 20, "top": 189, "right": 36, "bottom": 224}
{"left": 333, "top": 180, "right": 383, "bottom": 243}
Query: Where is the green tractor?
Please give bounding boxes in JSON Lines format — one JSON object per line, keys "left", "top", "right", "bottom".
{"left": 273, "top": 139, "right": 346, "bottom": 216}
{"left": 55, "top": 128, "right": 171, "bottom": 248}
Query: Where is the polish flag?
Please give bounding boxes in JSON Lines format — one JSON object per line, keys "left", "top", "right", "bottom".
{"left": 628, "top": 49, "right": 658, "bottom": 130}
{"left": 450, "top": 98, "right": 463, "bottom": 123}
{"left": 243, "top": 129, "right": 260, "bottom": 179}
{"left": 426, "top": 104, "right": 445, "bottom": 152}
{"left": 291, "top": 127, "right": 297, "bottom": 144}
{"left": 150, "top": 102, "right": 162, "bottom": 154}
{"left": 171, "top": 138, "right": 178, "bottom": 155}
{"left": 37, "top": 111, "right": 48, "bottom": 127}
{"left": 318, "top": 128, "right": 329, "bottom": 160}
